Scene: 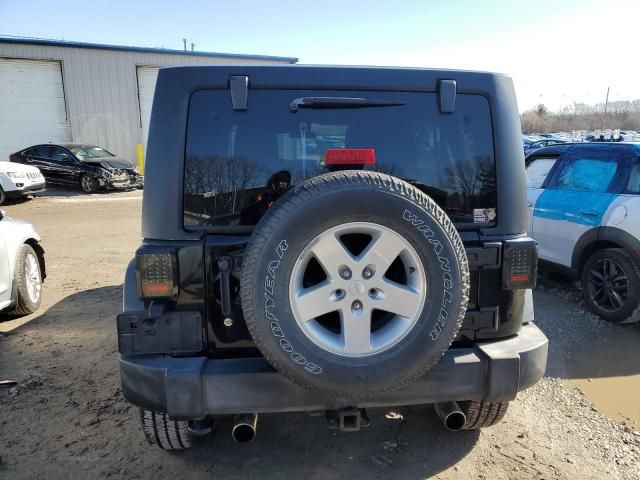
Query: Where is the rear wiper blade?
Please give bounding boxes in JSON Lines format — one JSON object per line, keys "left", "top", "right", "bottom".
{"left": 289, "top": 97, "right": 404, "bottom": 112}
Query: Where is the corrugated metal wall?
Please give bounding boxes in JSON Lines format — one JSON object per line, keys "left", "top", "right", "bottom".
{"left": 0, "top": 42, "right": 290, "bottom": 163}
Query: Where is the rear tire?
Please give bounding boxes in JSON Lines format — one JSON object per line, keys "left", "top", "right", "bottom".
{"left": 581, "top": 248, "right": 640, "bottom": 324}
{"left": 139, "top": 409, "right": 192, "bottom": 450}
{"left": 458, "top": 400, "right": 509, "bottom": 429}
{"left": 0, "top": 186, "right": 5, "bottom": 205}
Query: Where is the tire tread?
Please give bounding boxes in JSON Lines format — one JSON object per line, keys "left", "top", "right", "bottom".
{"left": 139, "top": 409, "right": 191, "bottom": 450}
{"left": 458, "top": 400, "right": 509, "bottom": 429}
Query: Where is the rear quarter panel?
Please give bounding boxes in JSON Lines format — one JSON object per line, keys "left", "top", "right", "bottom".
{"left": 603, "top": 194, "right": 640, "bottom": 240}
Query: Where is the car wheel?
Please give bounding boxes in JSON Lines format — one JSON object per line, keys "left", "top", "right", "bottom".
{"left": 0, "top": 186, "right": 5, "bottom": 205}
{"left": 139, "top": 409, "right": 192, "bottom": 450}
{"left": 9, "top": 244, "right": 43, "bottom": 315}
{"left": 80, "top": 174, "right": 98, "bottom": 193}
{"left": 241, "top": 171, "right": 469, "bottom": 399}
{"left": 581, "top": 248, "right": 640, "bottom": 324}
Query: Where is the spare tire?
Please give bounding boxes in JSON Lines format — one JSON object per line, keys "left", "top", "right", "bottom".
{"left": 241, "top": 171, "right": 469, "bottom": 398}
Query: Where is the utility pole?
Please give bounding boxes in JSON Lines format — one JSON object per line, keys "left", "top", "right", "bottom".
{"left": 191, "top": 42, "right": 195, "bottom": 51}
{"left": 603, "top": 86, "right": 610, "bottom": 130}
{"left": 182, "top": 38, "right": 187, "bottom": 51}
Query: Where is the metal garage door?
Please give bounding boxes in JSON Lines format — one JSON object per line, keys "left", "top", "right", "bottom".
{"left": 0, "top": 58, "right": 71, "bottom": 161}
{"left": 136, "top": 65, "right": 160, "bottom": 160}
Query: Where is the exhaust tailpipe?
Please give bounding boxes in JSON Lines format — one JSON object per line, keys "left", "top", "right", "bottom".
{"left": 434, "top": 402, "right": 466, "bottom": 431}
{"left": 232, "top": 413, "right": 258, "bottom": 443}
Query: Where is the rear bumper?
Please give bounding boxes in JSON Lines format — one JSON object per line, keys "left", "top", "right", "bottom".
{"left": 119, "top": 322, "right": 548, "bottom": 420}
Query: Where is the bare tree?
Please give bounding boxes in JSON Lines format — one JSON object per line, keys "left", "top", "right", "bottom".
{"left": 184, "top": 155, "right": 264, "bottom": 219}
{"left": 521, "top": 99, "right": 640, "bottom": 133}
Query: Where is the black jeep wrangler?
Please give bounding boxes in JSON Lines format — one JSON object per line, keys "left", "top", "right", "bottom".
{"left": 118, "top": 65, "right": 548, "bottom": 449}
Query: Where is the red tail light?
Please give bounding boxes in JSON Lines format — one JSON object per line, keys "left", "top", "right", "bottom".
{"left": 325, "top": 149, "right": 375, "bottom": 165}
{"left": 136, "top": 252, "right": 178, "bottom": 299}
{"left": 502, "top": 239, "right": 538, "bottom": 289}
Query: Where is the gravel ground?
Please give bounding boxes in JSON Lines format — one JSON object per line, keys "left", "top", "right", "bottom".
{"left": 0, "top": 192, "right": 639, "bottom": 479}
{"left": 535, "top": 271, "right": 640, "bottom": 425}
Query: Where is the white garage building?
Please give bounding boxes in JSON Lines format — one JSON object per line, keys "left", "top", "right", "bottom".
{"left": 0, "top": 37, "right": 297, "bottom": 165}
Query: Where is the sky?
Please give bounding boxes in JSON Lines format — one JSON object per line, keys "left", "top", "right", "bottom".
{"left": 1, "top": 0, "right": 639, "bottom": 112}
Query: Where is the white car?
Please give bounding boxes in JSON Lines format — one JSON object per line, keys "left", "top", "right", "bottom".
{"left": 0, "top": 161, "right": 46, "bottom": 205}
{"left": 0, "top": 209, "right": 45, "bottom": 315}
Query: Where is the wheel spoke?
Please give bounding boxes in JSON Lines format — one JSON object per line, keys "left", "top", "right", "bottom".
{"left": 591, "top": 286, "right": 605, "bottom": 300}
{"left": 601, "top": 262, "right": 609, "bottom": 281}
{"left": 588, "top": 270, "right": 604, "bottom": 286}
{"left": 606, "top": 259, "right": 616, "bottom": 280}
{"left": 294, "top": 281, "right": 339, "bottom": 321}
{"left": 359, "top": 230, "right": 404, "bottom": 273}
{"left": 610, "top": 274, "right": 628, "bottom": 285}
{"left": 594, "top": 288, "right": 609, "bottom": 304}
{"left": 309, "top": 234, "right": 355, "bottom": 279}
{"left": 341, "top": 308, "right": 372, "bottom": 354}
{"left": 608, "top": 288, "right": 624, "bottom": 309}
{"left": 611, "top": 283, "right": 628, "bottom": 293}
{"left": 379, "top": 279, "right": 423, "bottom": 319}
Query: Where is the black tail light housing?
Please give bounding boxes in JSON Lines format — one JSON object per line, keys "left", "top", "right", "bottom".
{"left": 502, "top": 238, "right": 538, "bottom": 289}
{"left": 135, "top": 250, "right": 179, "bottom": 299}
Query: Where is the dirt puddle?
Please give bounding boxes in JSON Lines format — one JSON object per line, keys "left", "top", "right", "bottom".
{"left": 535, "top": 284, "right": 640, "bottom": 427}
{"left": 568, "top": 376, "right": 640, "bottom": 425}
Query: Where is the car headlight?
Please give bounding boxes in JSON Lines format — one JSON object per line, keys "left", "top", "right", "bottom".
{"left": 5, "top": 171, "right": 26, "bottom": 179}
{"left": 100, "top": 169, "right": 113, "bottom": 178}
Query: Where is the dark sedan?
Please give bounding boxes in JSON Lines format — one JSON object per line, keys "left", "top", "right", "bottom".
{"left": 523, "top": 138, "right": 568, "bottom": 157}
{"left": 9, "top": 143, "right": 142, "bottom": 193}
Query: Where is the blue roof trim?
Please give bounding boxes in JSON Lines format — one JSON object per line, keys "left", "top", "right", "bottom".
{"left": 0, "top": 36, "right": 298, "bottom": 63}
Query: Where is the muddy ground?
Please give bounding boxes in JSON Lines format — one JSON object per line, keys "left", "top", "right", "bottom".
{"left": 1, "top": 190, "right": 639, "bottom": 480}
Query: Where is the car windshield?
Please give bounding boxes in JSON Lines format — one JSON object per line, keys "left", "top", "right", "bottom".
{"left": 69, "top": 146, "right": 114, "bottom": 160}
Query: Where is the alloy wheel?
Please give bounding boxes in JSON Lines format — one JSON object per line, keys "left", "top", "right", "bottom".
{"left": 289, "top": 222, "right": 427, "bottom": 357}
{"left": 24, "top": 253, "right": 42, "bottom": 304}
{"left": 586, "top": 258, "right": 629, "bottom": 313}
{"left": 81, "top": 176, "right": 94, "bottom": 193}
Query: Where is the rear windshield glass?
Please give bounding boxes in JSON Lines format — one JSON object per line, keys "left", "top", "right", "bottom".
{"left": 184, "top": 89, "right": 496, "bottom": 229}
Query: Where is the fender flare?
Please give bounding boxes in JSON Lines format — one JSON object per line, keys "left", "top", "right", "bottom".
{"left": 572, "top": 226, "right": 640, "bottom": 271}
